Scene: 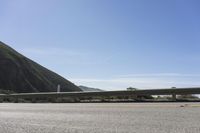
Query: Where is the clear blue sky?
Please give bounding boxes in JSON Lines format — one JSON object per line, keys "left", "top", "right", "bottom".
{"left": 0, "top": 0, "right": 200, "bottom": 90}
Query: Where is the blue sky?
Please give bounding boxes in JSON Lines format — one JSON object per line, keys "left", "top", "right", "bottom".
{"left": 0, "top": 0, "right": 200, "bottom": 90}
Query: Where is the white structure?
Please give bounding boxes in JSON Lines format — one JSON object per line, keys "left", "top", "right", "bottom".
{"left": 57, "top": 84, "right": 61, "bottom": 93}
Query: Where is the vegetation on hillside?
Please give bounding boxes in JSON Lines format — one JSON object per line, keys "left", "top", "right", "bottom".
{"left": 0, "top": 41, "right": 81, "bottom": 93}
{"left": 79, "top": 85, "right": 103, "bottom": 92}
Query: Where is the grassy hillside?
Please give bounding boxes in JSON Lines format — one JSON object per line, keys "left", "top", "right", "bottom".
{"left": 0, "top": 41, "right": 81, "bottom": 93}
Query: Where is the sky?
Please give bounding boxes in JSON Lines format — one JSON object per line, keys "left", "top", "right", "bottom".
{"left": 0, "top": 0, "right": 200, "bottom": 90}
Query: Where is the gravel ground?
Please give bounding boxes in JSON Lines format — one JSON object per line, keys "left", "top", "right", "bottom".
{"left": 0, "top": 103, "right": 200, "bottom": 133}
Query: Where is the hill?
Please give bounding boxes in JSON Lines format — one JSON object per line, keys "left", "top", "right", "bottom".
{"left": 0, "top": 41, "right": 81, "bottom": 93}
{"left": 79, "top": 85, "right": 103, "bottom": 92}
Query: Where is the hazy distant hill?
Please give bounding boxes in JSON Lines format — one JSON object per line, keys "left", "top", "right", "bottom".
{"left": 0, "top": 41, "right": 81, "bottom": 93}
{"left": 79, "top": 85, "right": 103, "bottom": 92}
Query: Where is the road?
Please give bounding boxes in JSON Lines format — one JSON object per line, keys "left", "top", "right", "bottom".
{"left": 0, "top": 103, "right": 200, "bottom": 133}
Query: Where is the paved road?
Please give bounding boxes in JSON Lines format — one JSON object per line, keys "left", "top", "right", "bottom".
{"left": 0, "top": 103, "right": 200, "bottom": 133}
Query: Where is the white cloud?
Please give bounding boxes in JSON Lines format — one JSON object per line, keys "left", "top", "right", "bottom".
{"left": 16, "top": 47, "right": 114, "bottom": 66}
{"left": 70, "top": 76, "right": 200, "bottom": 91}
{"left": 18, "top": 47, "right": 85, "bottom": 57}
{"left": 15, "top": 47, "right": 200, "bottom": 91}
{"left": 16, "top": 47, "right": 93, "bottom": 66}
{"left": 118, "top": 73, "right": 200, "bottom": 78}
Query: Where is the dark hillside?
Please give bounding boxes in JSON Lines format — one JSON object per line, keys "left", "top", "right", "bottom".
{"left": 0, "top": 41, "right": 81, "bottom": 93}
{"left": 79, "top": 85, "right": 103, "bottom": 92}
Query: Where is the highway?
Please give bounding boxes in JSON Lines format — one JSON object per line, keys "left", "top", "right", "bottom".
{"left": 1, "top": 87, "right": 200, "bottom": 99}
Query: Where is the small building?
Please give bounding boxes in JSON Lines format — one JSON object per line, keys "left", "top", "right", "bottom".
{"left": 127, "top": 87, "right": 137, "bottom": 91}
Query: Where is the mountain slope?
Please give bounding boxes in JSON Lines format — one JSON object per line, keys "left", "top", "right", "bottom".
{"left": 79, "top": 85, "right": 103, "bottom": 92}
{"left": 0, "top": 41, "right": 81, "bottom": 93}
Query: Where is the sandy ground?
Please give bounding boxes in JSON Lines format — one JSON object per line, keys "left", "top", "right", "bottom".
{"left": 0, "top": 103, "right": 200, "bottom": 133}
